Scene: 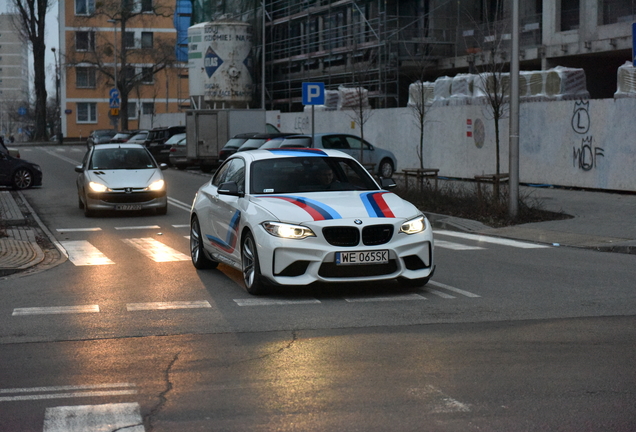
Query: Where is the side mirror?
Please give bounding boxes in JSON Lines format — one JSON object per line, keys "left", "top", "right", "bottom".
{"left": 218, "top": 181, "right": 244, "bottom": 197}
{"left": 74, "top": 165, "right": 83, "bottom": 173}
{"left": 380, "top": 178, "right": 397, "bottom": 189}
{"left": 160, "top": 163, "right": 168, "bottom": 170}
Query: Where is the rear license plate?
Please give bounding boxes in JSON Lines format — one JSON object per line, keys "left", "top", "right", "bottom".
{"left": 335, "top": 250, "right": 389, "bottom": 265}
{"left": 115, "top": 204, "right": 142, "bottom": 211}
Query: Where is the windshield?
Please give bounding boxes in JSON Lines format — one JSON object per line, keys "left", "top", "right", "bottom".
{"left": 250, "top": 156, "right": 378, "bottom": 194}
{"left": 129, "top": 132, "right": 148, "bottom": 141}
{"left": 280, "top": 137, "right": 311, "bottom": 147}
{"left": 89, "top": 147, "right": 157, "bottom": 170}
{"left": 259, "top": 138, "right": 286, "bottom": 149}
{"left": 238, "top": 138, "right": 267, "bottom": 151}
{"left": 166, "top": 133, "right": 186, "bottom": 144}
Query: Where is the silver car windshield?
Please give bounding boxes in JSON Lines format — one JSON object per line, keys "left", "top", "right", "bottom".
{"left": 250, "top": 156, "right": 378, "bottom": 194}
{"left": 90, "top": 148, "right": 156, "bottom": 170}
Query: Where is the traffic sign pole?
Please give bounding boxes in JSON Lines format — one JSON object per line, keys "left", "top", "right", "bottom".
{"left": 302, "top": 82, "right": 325, "bottom": 147}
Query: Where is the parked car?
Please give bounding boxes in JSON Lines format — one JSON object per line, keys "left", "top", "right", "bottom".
{"left": 144, "top": 126, "right": 186, "bottom": 164}
{"left": 75, "top": 143, "right": 167, "bottom": 217}
{"left": 235, "top": 133, "right": 295, "bottom": 152}
{"left": 86, "top": 129, "right": 117, "bottom": 149}
{"left": 189, "top": 148, "right": 434, "bottom": 295}
{"left": 218, "top": 132, "right": 260, "bottom": 163}
{"left": 126, "top": 130, "right": 149, "bottom": 145}
{"left": 278, "top": 133, "right": 397, "bottom": 178}
{"left": 0, "top": 152, "right": 42, "bottom": 189}
{"left": 167, "top": 133, "right": 188, "bottom": 170}
{"left": 110, "top": 130, "right": 139, "bottom": 143}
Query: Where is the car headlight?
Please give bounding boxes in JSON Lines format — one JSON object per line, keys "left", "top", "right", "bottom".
{"left": 262, "top": 222, "right": 316, "bottom": 239}
{"left": 400, "top": 215, "right": 427, "bottom": 234}
{"left": 89, "top": 181, "right": 110, "bottom": 192}
{"left": 147, "top": 179, "right": 165, "bottom": 191}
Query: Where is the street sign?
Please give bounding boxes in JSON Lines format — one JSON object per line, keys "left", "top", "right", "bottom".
{"left": 302, "top": 82, "right": 325, "bottom": 105}
{"left": 109, "top": 88, "right": 121, "bottom": 109}
{"left": 110, "top": 108, "right": 120, "bottom": 117}
{"left": 18, "top": 107, "right": 27, "bottom": 116}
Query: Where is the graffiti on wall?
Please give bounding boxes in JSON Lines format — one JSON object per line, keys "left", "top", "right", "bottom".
{"left": 571, "top": 101, "right": 604, "bottom": 171}
{"left": 294, "top": 116, "right": 310, "bottom": 133}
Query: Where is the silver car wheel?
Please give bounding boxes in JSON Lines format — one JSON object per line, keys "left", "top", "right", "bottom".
{"left": 190, "top": 216, "right": 217, "bottom": 269}
{"left": 13, "top": 168, "right": 33, "bottom": 189}
{"left": 241, "top": 232, "right": 267, "bottom": 295}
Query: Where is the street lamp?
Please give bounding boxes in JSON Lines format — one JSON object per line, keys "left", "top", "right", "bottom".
{"left": 108, "top": 19, "right": 119, "bottom": 130}
{"left": 51, "top": 47, "right": 62, "bottom": 143}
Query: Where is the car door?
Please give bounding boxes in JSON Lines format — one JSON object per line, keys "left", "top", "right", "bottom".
{"left": 341, "top": 135, "right": 375, "bottom": 167}
{"left": 0, "top": 152, "right": 13, "bottom": 185}
{"left": 202, "top": 158, "right": 246, "bottom": 261}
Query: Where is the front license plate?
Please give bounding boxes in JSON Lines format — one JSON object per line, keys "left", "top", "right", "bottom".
{"left": 115, "top": 204, "right": 142, "bottom": 211}
{"left": 335, "top": 250, "right": 389, "bottom": 265}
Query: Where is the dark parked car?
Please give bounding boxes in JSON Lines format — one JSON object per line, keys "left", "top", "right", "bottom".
{"left": 235, "top": 133, "right": 295, "bottom": 152}
{"left": 144, "top": 126, "right": 186, "bottom": 164}
{"left": 126, "top": 130, "right": 150, "bottom": 145}
{"left": 0, "top": 152, "right": 42, "bottom": 189}
{"left": 218, "top": 132, "right": 260, "bottom": 163}
{"left": 86, "top": 129, "right": 117, "bottom": 149}
{"left": 110, "top": 130, "right": 139, "bottom": 143}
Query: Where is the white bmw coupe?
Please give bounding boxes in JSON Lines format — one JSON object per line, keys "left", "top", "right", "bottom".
{"left": 190, "top": 148, "right": 435, "bottom": 294}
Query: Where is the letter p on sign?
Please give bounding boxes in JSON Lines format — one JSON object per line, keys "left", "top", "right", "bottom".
{"left": 302, "top": 82, "right": 325, "bottom": 105}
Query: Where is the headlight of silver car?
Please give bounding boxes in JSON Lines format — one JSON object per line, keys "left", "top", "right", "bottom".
{"left": 146, "top": 179, "right": 165, "bottom": 191}
{"left": 262, "top": 222, "right": 316, "bottom": 239}
{"left": 89, "top": 181, "right": 111, "bottom": 192}
{"left": 400, "top": 215, "right": 427, "bottom": 234}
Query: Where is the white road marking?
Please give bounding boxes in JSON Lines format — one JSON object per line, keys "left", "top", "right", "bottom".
{"left": 428, "top": 280, "right": 481, "bottom": 298}
{"left": 435, "top": 230, "right": 550, "bottom": 248}
{"left": 43, "top": 402, "right": 144, "bottom": 432}
{"left": 60, "top": 240, "right": 114, "bottom": 265}
{"left": 115, "top": 225, "right": 161, "bottom": 230}
{"left": 345, "top": 293, "right": 427, "bottom": 302}
{"left": 407, "top": 385, "right": 471, "bottom": 413}
{"left": 435, "top": 239, "right": 484, "bottom": 250}
{"left": 37, "top": 147, "right": 80, "bottom": 165}
{"left": 425, "top": 289, "right": 456, "bottom": 299}
{"left": 0, "top": 383, "right": 137, "bottom": 394}
{"left": 0, "top": 390, "right": 138, "bottom": 403}
{"left": 168, "top": 197, "right": 192, "bottom": 212}
{"left": 56, "top": 227, "right": 102, "bottom": 232}
{"left": 12, "top": 305, "right": 100, "bottom": 316}
{"left": 122, "top": 238, "right": 190, "bottom": 262}
{"left": 234, "top": 298, "right": 321, "bottom": 306}
{"left": 127, "top": 301, "right": 212, "bottom": 311}
{"left": 172, "top": 224, "right": 190, "bottom": 228}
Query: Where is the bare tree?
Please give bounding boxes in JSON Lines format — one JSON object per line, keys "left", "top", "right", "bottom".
{"left": 68, "top": 0, "right": 177, "bottom": 130}
{"left": 11, "top": 0, "right": 53, "bottom": 141}
{"left": 465, "top": 0, "right": 510, "bottom": 199}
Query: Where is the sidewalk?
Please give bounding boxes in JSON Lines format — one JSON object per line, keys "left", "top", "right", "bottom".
{"left": 1, "top": 185, "right": 635, "bottom": 278}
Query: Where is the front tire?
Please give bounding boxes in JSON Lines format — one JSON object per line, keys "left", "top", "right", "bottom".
{"left": 242, "top": 232, "right": 268, "bottom": 295}
{"left": 12, "top": 168, "right": 33, "bottom": 189}
{"left": 190, "top": 215, "right": 218, "bottom": 269}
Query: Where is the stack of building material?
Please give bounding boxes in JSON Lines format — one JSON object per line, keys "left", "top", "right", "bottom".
{"left": 614, "top": 61, "right": 636, "bottom": 98}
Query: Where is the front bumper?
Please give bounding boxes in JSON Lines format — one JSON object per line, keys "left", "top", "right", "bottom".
{"left": 85, "top": 190, "right": 167, "bottom": 211}
{"left": 253, "top": 222, "right": 434, "bottom": 286}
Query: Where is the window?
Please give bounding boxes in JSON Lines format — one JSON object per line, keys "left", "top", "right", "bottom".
{"left": 124, "top": 32, "right": 135, "bottom": 48}
{"left": 141, "top": 67, "right": 154, "bottom": 84}
{"left": 141, "top": 32, "right": 153, "bottom": 48}
{"left": 142, "top": 102, "right": 155, "bottom": 115}
{"left": 76, "top": 67, "right": 96, "bottom": 88}
{"left": 561, "top": 0, "right": 580, "bottom": 30}
{"left": 141, "top": 0, "right": 153, "bottom": 12}
{"left": 127, "top": 102, "right": 137, "bottom": 119}
{"left": 75, "top": 0, "right": 95, "bottom": 15}
{"left": 77, "top": 102, "right": 97, "bottom": 123}
{"left": 75, "top": 31, "right": 95, "bottom": 51}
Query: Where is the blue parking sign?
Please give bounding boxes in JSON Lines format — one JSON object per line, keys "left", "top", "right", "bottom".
{"left": 302, "top": 82, "right": 325, "bottom": 105}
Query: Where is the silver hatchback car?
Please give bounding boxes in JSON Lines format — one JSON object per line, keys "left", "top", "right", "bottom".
{"left": 75, "top": 143, "right": 168, "bottom": 217}
{"left": 278, "top": 133, "right": 397, "bottom": 178}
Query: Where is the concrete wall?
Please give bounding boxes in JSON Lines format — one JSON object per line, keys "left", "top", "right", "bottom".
{"left": 267, "top": 98, "right": 636, "bottom": 192}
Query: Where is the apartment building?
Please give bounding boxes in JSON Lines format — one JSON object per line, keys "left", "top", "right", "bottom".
{"left": 59, "top": 0, "right": 190, "bottom": 139}
{"left": 197, "top": 0, "right": 635, "bottom": 111}
{"left": 0, "top": 13, "right": 30, "bottom": 138}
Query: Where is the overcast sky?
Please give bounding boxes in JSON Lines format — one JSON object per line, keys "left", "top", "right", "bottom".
{"left": 0, "top": 1, "right": 60, "bottom": 95}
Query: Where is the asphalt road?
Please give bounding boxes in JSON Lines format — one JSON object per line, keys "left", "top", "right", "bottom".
{"left": 0, "top": 145, "right": 634, "bottom": 431}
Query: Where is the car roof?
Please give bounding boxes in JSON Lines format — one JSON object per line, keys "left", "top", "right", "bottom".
{"left": 227, "top": 147, "right": 354, "bottom": 163}
{"left": 91, "top": 143, "right": 147, "bottom": 150}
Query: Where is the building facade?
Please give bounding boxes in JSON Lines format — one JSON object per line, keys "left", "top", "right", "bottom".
{"left": 197, "top": 0, "right": 635, "bottom": 112}
{"left": 59, "top": 0, "right": 190, "bottom": 139}
{"left": 0, "top": 13, "right": 30, "bottom": 140}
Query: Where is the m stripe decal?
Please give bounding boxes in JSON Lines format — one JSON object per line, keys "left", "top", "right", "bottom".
{"left": 262, "top": 196, "right": 341, "bottom": 220}
{"left": 360, "top": 192, "right": 395, "bottom": 218}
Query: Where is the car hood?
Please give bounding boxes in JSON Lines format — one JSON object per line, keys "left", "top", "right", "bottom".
{"left": 250, "top": 191, "right": 420, "bottom": 223}
{"left": 84, "top": 169, "right": 162, "bottom": 188}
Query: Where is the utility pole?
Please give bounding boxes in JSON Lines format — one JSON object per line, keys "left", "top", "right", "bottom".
{"left": 51, "top": 47, "right": 62, "bottom": 143}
